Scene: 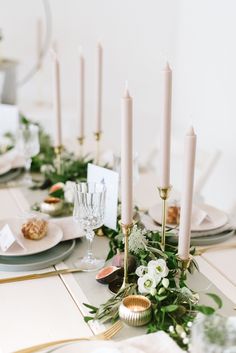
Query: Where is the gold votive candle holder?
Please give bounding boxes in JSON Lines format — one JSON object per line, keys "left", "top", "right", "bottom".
{"left": 119, "top": 295, "right": 152, "bottom": 327}
{"left": 40, "top": 197, "right": 63, "bottom": 216}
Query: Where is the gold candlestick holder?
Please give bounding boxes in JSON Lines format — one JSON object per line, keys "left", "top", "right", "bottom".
{"left": 177, "top": 255, "right": 193, "bottom": 273}
{"left": 77, "top": 136, "right": 85, "bottom": 159}
{"left": 94, "top": 131, "right": 102, "bottom": 165}
{"left": 157, "top": 186, "right": 172, "bottom": 250}
{"left": 120, "top": 221, "right": 134, "bottom": 290}
{"left": 54, "top": 145, "right": 63, "bottom": 174}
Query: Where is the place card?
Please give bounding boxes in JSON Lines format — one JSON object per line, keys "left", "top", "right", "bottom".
{"left": 87, "top": 164, "right": 119, "bottom": 230}
{"left": 0, "top": 224, "right": 25, "bottom": 252}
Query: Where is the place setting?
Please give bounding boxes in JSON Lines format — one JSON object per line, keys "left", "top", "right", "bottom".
{"left": 147, "top": 200, "right": 235, "bottom": 246}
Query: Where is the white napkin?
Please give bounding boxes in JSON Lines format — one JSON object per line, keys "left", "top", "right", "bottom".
{"left": 0, "top": 147, "right": 25, "bottom": 175}
{"left": 51, "top": 217, "right": 84, "bottom": 241}
{"left": 191, "top": 205, "right": 211, "bottom": 226}
{"left": 41, "top": 331, "right": 184, "bottom": 353}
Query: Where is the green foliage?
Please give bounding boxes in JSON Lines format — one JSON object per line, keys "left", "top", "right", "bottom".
{"left": 19, "top": 113, "right": 92, "bottom": 186}
{"left": 87, "top": 220, "right": 223, "bottom": 351}
{"left": 43, "top": 153, "right": 92, "bottom": 185}
{"left": 206, "top": 292, "right": 223, "bottom": 309}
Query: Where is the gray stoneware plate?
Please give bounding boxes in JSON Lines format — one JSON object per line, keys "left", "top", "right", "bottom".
{"left": 0, "top": 168, "right": 22, "bottom": 183}
{"left": 0, "top": 239, "right": 76, "bottom": 271}
{"left": 168, "top": 230, "right": 235, "bottom": 246}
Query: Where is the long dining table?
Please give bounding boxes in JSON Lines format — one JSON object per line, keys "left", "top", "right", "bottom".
{"left": 0, "top": 174, "right": 236, "bottom": 353}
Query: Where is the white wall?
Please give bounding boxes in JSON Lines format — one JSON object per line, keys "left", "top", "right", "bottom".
{"left": 0, "top": 0, "right": 236, "bottom": 212}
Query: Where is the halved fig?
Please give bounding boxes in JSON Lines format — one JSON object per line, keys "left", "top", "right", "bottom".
{"left": 95, "top": 266, "right": 121, "bottom": 284}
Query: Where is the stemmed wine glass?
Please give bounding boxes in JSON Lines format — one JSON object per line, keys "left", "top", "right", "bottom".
{"left": 73, "top": 182, "right": 106, "bottom": 271}
{"left": 17, "top": 123, "right": 40, "bottom": 185}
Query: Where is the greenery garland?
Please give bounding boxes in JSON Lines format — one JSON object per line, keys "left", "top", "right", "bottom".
{"left": 2, "top": 114, "right": 92, "bottom": 188}
{"left": 85, "top": 220, "right": 222, "bottom": 350}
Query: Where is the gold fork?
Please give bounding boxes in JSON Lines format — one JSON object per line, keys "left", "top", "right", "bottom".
{"left": 13, "top": 321, "right": 123, "bottom": 353}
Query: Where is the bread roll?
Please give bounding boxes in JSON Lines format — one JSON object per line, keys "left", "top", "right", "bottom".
{"left": 21, "top": 218, "right": 48, "bottom": 240}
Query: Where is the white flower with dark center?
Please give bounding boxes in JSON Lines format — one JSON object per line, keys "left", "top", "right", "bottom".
{"left": 138, "top": 273, "right": 158, "bottom": 294}
{"left": 148, "top": 259, "right": 169, "bottom": 279}
{"left": 128, "top": 225, "right": 148, "bottom": 255}
{"left": 135, "top": 265, "right": 148, "bottom": 277}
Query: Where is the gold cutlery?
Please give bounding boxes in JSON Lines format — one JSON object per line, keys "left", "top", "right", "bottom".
{"left": 0, "top": 268, "right": 83, "bottom": 284}
{"left": 13, "top": 320, "right": 123, "bottom": 353}
{"left": 196, "top": 242, "right": 236, "bottom": 256}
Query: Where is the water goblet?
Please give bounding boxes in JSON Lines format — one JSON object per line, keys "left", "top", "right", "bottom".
{"left": 17, "top": 123, "right": 40, "bottom": 185}
{"left": 73, "top": 182, "right": 106, "bottom": 271}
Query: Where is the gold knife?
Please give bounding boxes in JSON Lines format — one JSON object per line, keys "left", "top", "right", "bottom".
{"left": 0, "top": 268, "right": 82, "bottom": 284}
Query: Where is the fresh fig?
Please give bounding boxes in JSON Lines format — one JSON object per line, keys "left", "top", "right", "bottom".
{"left": 95, "top": 266, "right": 120, "bottom": 284}
{"left": 49, "top": 182, "right": 64, "bottom": 194}
{"left": 112, "top": 252, "right": 137, "bottom": 273}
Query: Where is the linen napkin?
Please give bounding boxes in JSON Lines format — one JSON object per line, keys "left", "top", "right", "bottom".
{"left": 51, "top": 217, "right": 84, "bottom": 241}
{"left": 40, "top": 331, "right": 184, "bottom": 353}
{"left": 191, "top": 205, "right": 210, "bottom": 226}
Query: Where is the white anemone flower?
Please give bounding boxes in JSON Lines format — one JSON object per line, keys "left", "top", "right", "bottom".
{"left": 138, "top": 273, "right": 158, "bottom": 294}
{"left": 135, "top": 265, "right": 148, "bottom": 277}
{"left": 148, "top": 259, "right": 169, "bottom": 279}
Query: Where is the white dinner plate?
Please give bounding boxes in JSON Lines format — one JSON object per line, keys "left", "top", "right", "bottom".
{"left": 148, "top": 203, "right": 228, "bottom": 232}
{"left": 0, "top": 161, "right": 11, "bottom": 175}
{"left": 0, "top": 218, "right": 63, "bottom": 256}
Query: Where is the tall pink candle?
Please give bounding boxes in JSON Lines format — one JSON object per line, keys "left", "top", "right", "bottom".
{"left": 78, "top": 49, "right": 85, "bottom": 139}
{"left": 95, "top": 42, "right": 103, "bottom": 134}
{"left": 121, "top": 87, "right": 133, "bottom": 225}
{"left": 178, "top": 127, "right": 197, "bottom": 260}
{"left": 51, "top": 50, "right": 62, "bottom": 146}
{"left": 160, "top": 62, "right": 172, "bottom": 188}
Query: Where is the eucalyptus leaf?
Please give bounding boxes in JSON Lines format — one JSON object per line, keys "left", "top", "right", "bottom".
{"left": 195, "top": 305, "right": 215, "bottom": 315}
{"left": 161, "top": 304, "right": 179, "bottom": 313}
{"left": 206, "top": 293, "right": 223, "bottom": 309}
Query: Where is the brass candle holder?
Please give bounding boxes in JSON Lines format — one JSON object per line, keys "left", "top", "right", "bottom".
{"left": 94, "top": 131, "right": 102, "bottom": 165}
{"left": 177, "top": 255, "right": 193, "bottom": 273}
{"left": 54, "top": 145, "right": 63, "bottom": 174}
{"left": 119, "top": 295, "right": 152, "bottom": 326}
{"left": 157, "top": 186, "right": 172, "bottom": 250}
{"left": 77, "top": 136, "right": 85, "bottom": 159}
{"left": 120, "top": 221, "right": 134, "bottom": 290}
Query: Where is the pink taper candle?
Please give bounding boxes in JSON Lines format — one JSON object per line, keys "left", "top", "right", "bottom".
{"left": 121, "top": 87, "right": 133, "bottom": 225}
{"left": 51, "top": 50, "right": 62, "bottom": 146}
{"left": 78, "top": 48, "right": 85, "bottom": 139}
{"left": 95, "top": 42, "right": 103, "bottom": 134}
{"left": 160, "top": 62, "right": 172, "bottom": 188}
{"left": 178, "top": 127, "right": 197, "bottom": 260}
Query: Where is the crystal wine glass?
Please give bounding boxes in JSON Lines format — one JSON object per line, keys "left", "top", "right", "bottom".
{"left": 73, "top": 182, "right": 106, "bottom": 271}
{"left": 17, "top": 123, "right": 40, "bottom": 185}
